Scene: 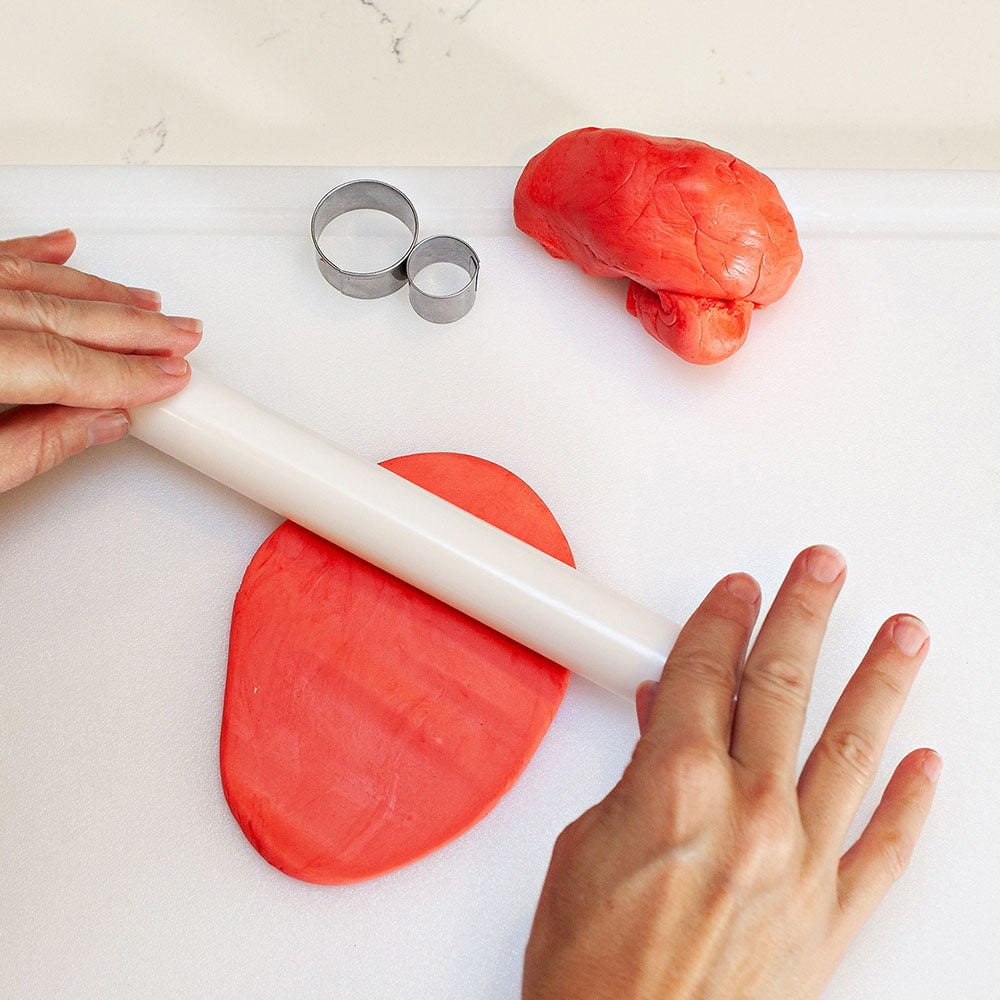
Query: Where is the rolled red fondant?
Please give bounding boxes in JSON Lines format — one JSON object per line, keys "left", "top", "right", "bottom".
{"left": 221, "top": 452, "right": 573, "bottom": 884}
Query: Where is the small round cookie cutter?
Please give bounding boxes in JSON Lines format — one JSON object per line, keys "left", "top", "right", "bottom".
{"left": 406, "top": 235, "right": 479, "bottom": 325}
{"left": 311, "top": 179, "right": 478, "bottom": 322}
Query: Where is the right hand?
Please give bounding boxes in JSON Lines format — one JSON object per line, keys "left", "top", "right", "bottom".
{"left": 523, "top": 546, "right": 938, "bottom": 1000}
{"left": 0, "top": 229, "right": 202, "bottom": 493}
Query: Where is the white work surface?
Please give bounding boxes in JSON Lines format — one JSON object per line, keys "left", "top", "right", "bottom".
{"left": 1, "top": 166, "right": 999, "bottom": 999}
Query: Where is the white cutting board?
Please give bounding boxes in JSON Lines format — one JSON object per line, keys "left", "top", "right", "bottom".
{"left": 1, "top": 166, "right": 998, "bottom": 999}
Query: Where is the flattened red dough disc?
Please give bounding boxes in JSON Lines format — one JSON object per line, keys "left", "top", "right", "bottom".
{"left": 221, "top": 452, "right": 574, "bottom": 884}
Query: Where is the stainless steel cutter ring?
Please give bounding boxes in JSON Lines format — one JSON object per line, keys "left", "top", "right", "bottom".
{"left": 406, "top": 235, "right": 480, "bottom": 324}
{"left": 311, "top": 179, "right": 419, "bottom": 299}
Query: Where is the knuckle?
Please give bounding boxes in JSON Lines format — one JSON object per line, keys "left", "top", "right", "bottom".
{"left": 73, "top": 271, "right": 121, "bottom": 304}
{"left": 786, "top": 590, "right": 825, "bottom": 626}
{"left": 30, "top": 419, "right": 69, "bottom": 479}
{"left": 24, "top": 288, "right": 67, "bottom": 331}
{"left": 117, "top": 302, "right": 148, "bottom": 326}
{"left": 671, "top": 651, "right": 737, "bottom": 695}
{"left": 652, "top": 741, "right": 724, "bottom": 790}
{"left": 0, "top": 254, "right": 32, "bottom": 287}
{"left": 39, "top": 332, "right": 79, "bottom": 400}
{"left": 633, "top": 742, "right": 725, "bottom": 845}
{"left": 870, "top": 664, "right": 908, "bottom": 699}
{"left": 100, "top": 353, "right": 135, "bottom": 410}
{"left": 741, "top": 655, "right": 810, "bottom": 709}
{"left": 82, "top": 271, "right": 114, "bottom": 300}
{"left": 820, "top": 727, "right": 880, "bottom": 787}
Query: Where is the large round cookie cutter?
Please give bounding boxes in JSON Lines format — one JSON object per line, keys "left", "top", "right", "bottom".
{"left": 311, "top": 179, "right": 418, "bottom": 300}
{"left": 311, "top": 179, "right": 478, "bottom": 322}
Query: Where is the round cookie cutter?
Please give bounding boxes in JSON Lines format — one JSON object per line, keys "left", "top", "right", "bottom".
{"left": 311, "top": 179, "right": 419, "bottom": 299}
{"left": 406, "top": 235, "right": 480, "bottom": 324}
{"left": 311, "top": 179, "right": 479, "bottom": 322}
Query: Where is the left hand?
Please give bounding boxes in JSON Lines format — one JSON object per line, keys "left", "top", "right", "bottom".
{"left": 0, "top": 229, "right": 202, "bottom": 493}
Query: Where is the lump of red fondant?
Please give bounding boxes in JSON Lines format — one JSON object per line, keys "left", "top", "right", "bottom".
{"left": 514, "top": 127, "right": 802, "bottom": 363}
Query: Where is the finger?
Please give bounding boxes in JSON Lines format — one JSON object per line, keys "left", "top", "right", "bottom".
{"left": 642, "top": 573, "right": 760, "bottom": 751}
{"left": 797, "top": 614, "right": 930, "bottom": 853}
{"left": 0, "top": 290, "right": 200, "bottom": 355}
{"left": 635, "top": 680, "right": 657, "bottom": 736}
{"left": 0, "top": 404, "right": 132, "bottom": 493}
{"left": 728, "top": 545, "right": 846, "bottom": 780}
{"left": 0, "top": 328, "right": 191, "bottom": 408}
{"left": 0, "top": 254, "right": 162, "bottom": 311}
{"left": 836, "top": 747, "right": 941, "bottom": 929}
{"left": 0, "top": 229, "right": 77, "bottom": 264}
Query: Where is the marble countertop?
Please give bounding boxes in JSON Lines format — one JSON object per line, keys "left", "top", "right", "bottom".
{"left": 1, "top": 0, "right": 998, "bottom": 168}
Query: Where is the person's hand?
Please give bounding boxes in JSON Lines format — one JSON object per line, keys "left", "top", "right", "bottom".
{"left": 524, "top": 546, "right": 938, "bottom": 1000}
{"left": 0, "top": 229, "right": 202, "bottom": 493}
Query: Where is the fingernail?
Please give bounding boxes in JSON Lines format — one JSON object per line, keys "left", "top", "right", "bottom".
{"left": 157, "top": 356, "right": 190, "bottom": 376}
{"left": 86, "top": 411, "right": 130, "bottom": 449}
{"left": 892, "top": 615, "right": 929, "bottom": 656}
{"left": 725, "top": 573, "right": 760, "bottom": 604}
{"left": 166, "top": 315, "right": 203, "bottom": 334}
{"left": 41, "top": 228, "right": 73, "bottom": 238}
{"left": 128, "top": 286, "right": 162, "bottom": 310}
{"left": 806, "top": 545, "right": 845, "bottom": 583}
{"left": 921, "top": 750, "right": 942, "bottom": 783}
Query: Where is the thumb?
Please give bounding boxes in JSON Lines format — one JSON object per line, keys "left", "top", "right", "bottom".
{"left": 0, "top": 404, "right": 130, "bottom": 493}
{"left": 0, "top": 229, "right": 77, "bottom": 264}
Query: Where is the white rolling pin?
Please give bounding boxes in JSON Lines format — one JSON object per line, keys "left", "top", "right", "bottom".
{"left": 129, "top": 371, "right": 681, "bottom": 700}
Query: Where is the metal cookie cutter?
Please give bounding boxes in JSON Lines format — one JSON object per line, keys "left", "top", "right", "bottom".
{"left": 406, "top": 235, "right": 479, "bottom": 324}
{"left": 311, "top": 179, "right": 419, "bottom": 299}
{"left": 311, "top": 179, "right": 479, "bottom": 322}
